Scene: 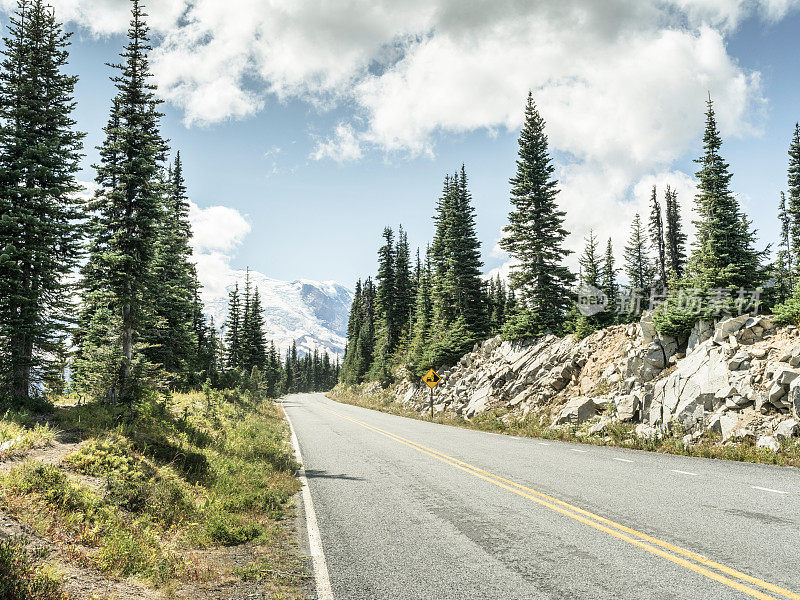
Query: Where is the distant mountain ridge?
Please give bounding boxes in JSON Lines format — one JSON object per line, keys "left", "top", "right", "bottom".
{"left": 204, "top": 270, "right": 353, "bottom": 358}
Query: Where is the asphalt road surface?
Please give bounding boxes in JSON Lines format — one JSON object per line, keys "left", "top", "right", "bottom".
{"left": 282, "top": 393, "right": 800, "bottom": 600}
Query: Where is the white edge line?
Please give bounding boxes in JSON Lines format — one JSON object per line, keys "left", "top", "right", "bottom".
{"left": 751, "top": 485, "right": 789, "bottom": 495}
{"left": 284, "top": 404, "right": 335, "bottom": 600}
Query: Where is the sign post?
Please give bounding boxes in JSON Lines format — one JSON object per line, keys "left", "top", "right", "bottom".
{"left": 422, "top": 368, "right": 441, "bottom": 419}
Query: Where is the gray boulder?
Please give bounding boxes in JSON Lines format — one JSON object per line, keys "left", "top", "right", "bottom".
{"left": 688, "top": 320, "right": 713, "bottom": 352}
{"left": 713, "top": 315, "right": 751, "bottom": 344}
{"left": 756, "top": 435, "right": 780, "bottom": 452}
{"left": 708, "top": 412, "right": 738, "bottom": 441}
{"left": 790, "top": 379, "right": 800, "bottom": 420}
{"left": 774, "top": 418, "right": 798, "bottom": 440}
{"left": 727, "top": 350, "right": 751, "bottom": 371}
{"left": 648, "top": 343, "right": 730, "bottom": 427}
{"left": 613, "top": 394, "right": 639, "bottom": 422}
{"left": 554, "top": 396, "right": 599, "bottom": 425}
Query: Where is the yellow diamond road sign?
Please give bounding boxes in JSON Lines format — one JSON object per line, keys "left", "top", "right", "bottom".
{"left": 422, "top": 369, "right": 441, "bottom": 389}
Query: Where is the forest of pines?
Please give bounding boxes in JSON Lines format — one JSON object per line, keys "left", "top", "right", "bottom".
{"left": 0, "top": 0, "right": 336, "bottom": 407}
{"left": 341, "top": 94, "right": 800, "bottom": 385}
{"left": 2, "top": 0, "right": 800, "bottom": 403}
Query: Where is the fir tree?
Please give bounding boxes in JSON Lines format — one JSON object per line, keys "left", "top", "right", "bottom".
{"left": 579, "top": 230, "right": 602, "bottom": 288}
{"left": 75, "top": 0, "right": 169, "bottom": 402}
{"left": 787, "top": 123, "right": 800, "bottom": 279}
{"left": 0, "top": 0, "right": 85, "bottom": 402}
{"left": 394, "top": 226, "right": 414, "bottom": 340}
{"left": 353, "top": 278, "right": 376, "bottom": 381}
{"left": 500, "top": 93, "right": 574, "bottom": 339}
{"left": 664, "top": 186, "right": 687, "bottom": 279}
{"left": 225, "top": 283, "right": 242, "bottom": 369}
{"left": 775, "top": 192, "right": 793, "bottom": 305}
{"left": 242, "top": 286, "right": 267, "bottom": 373}
{"left": 649, "top": 186, "right": 667, "bottom": 287}
{"left": 145, "top": 151, "right": 198, "bottom": 385}
{"left": 574, "top": 231, "right": 604, "bottom": 336}
{"left": 426, "top": 166, "right": 487, "bottom": 365}
{"left": 601, "top": 238, "right": 618, "bottom": 322}
{"left": 370, "top": 228, "right": 397, "bottom": 381}
{"left": 689, "top": 96, "right": 761, "bottom": 291}
{"left": 407, "top": 251, "right": 433, "bottom": 373}
{"left": 624, "top": 214, "right": 652, "bottom": 291}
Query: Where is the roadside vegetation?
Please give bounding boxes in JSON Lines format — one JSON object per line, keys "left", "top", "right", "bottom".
{"left": 0, "top": 390, "right": 307, "bottom": 599}
{"left": 330, "top": 385, "right": 800, "bottom": 468}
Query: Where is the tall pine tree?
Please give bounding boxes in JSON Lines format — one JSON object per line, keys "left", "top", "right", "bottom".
{"left": 75, "top": 1, "right": 169, "bottom": 402}
{"left": 664, "top": 186, "right": 687, "bottom": 279}
{"left": 787, "top": 123, "right": 800, "bottom": 280}
{"left": 0, "top": 0, "right": 85, "bottom": 402}
{"left": 145, "top": 151, "right": 198, "bottom": 386}
{"left": 689, "top": 96, "right": 761, "bottom": 291}
{"left": 624, "top": 214, "right": 652, "bottom": 291}
{"left": 500, "top": 93, "right": 574, "bottom": 339}
{"left": 649, "top": 186, "right": 667, "bottom": 287}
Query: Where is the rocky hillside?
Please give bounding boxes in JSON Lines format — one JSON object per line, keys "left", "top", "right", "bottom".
{"left": 378, "top": 314, "right": 800, "bottom": 450}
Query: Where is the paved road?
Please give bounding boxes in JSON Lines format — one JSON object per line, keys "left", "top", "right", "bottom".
{"left": 282, "top": 393, "right": 800, "bottom": 600}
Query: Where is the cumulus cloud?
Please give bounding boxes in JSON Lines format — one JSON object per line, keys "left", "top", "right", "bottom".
{"left": 188, "top": 201, "right": 250, "bottom": 300}
{"left": 311, "top": 123, "right": 364, "bottom": 163}
{"left": 21, "top": 0, "right": 799, "bottom": 273}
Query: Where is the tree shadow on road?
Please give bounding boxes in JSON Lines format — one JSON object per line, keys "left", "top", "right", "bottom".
{"left": 303, "top": 469, "right": 365, "bottom": 481}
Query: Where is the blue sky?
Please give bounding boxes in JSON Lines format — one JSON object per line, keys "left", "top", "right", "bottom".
{"left": 3, "top": 0, "right": 800, "bottom": 296}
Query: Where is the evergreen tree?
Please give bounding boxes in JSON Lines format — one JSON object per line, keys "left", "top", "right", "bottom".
{"left": 574, "top": 231, "right": 604, "bottom": 337}
{"left": 775, "top": 192, "right": 793, "bottom": 305}
{"left": 341, "top": 280, "right": 363, "bottom": 384}
{"left": 500, "top": 93, "right": 574, "bottom": 339}
{"left": 394, "top": 226, "right": 414, "bottom": 340}
{"left": 370, "top": 228, "right": 397, "bottom": 381}
{"left": 353, "top": 278, "right": 376, "bottom": 381}
{"left": 145, "top": 151, "right": 198, "bottom": 385}
{"left": 689, "top": 96, "right": 761, "bottom": 291}
{"left": 787, "top": 123, "right": 800, "bottom": 279}
{"left": 74, "top": 0, "right": 169, "bottom": 402}
{"left": 649, "top": 186, "right": 667, "bottom": 287}
{"left": 601, "top": 238, "right": 618, "bottom": 322}
{"left": 624, "top": 214, "right": 652, "bottom": 291}
{"left": 242, "top": 286, "right": 267, "bottom": 373}
{"left": 426, "top": 166, "right": 487, "bottom": 365}
{"left": 407, "top": 251, "right": 433, "bottom": 373}
{"left": 224, "top": 283, "right": 242, "bottom": 370}
{"left": 579, "top": 230, "right": 602, "bottom": 288}
{"left": 664, "top": 186, "right": 687, "bottom": 279}
{"left": 0, "top": 0, "right": 85, "bottom": 402}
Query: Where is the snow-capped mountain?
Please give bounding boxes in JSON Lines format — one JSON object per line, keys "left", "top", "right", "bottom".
{"left": 204, "top": 270, "right": 353, "bottom": 358}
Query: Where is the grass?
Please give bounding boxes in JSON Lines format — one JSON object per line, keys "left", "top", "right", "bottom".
{"left": 0, "top": 410, "right": 58, "bottom": 457}
{"left": 0, "top": 537, "right": 67, "bottom": 600}
{"left": 330, "top": 384, "right": 800, "bottom": 468}
{"left": 0, "top": 389, "right": 307, "bottom": 597}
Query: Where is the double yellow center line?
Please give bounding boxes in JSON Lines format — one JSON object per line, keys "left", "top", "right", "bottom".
{"left": 318, "top": 403, "right": 798, "bottom": 600}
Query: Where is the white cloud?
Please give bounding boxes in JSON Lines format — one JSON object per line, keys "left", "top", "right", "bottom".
{"left": 188, "top": 201, "right": 250, "bottom": 300}
{"left": 311, "top": 123, "right": 364, "bottom": 163}
{"left": 20, "top": 0, "right": 798, "bottom": 275}
{"left": 0, "top": 0, "right": 187, "bottom": 35}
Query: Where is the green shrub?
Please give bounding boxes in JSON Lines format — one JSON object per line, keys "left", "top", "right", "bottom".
{"left": 0, "top": 538, "right": 66, "bottom": 600}
{"left": 205, "top": 510, "right": 263, "bottom": 546}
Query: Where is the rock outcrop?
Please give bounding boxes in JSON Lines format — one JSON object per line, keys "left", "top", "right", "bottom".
{"left": 381, "top": 313, "right": 798, "bottom": 446}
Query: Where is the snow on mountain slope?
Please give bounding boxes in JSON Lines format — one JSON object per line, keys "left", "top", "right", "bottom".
{"left": 203, "top": 270, "right": 354, "bottom": 358}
